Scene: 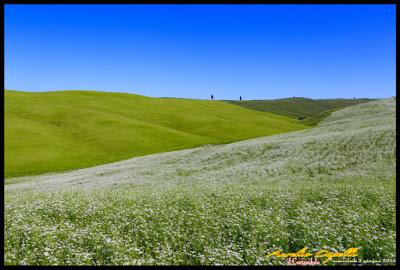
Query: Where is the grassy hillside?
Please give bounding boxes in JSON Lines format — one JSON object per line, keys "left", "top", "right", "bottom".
{"left": 5, "top": 98, "right": 396, "bottom": 265}
{"left": 225, "top": 97, "right": 373, "bottom": 125}
{"left": 5, "top": 90, "right": 307, "bottom": 178}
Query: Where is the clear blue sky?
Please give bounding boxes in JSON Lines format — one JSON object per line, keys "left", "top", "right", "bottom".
{"left": 5, "top": 4, "right": 396, "bottom": 100}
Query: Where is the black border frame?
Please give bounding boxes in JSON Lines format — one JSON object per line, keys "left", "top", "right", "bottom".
{"left": 1, "top": 1, "right": 398, "bottom": 268}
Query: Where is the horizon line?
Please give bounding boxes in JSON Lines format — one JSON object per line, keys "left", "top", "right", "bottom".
{"left": 4, "top": 89, "right": 389, "bottom": 101}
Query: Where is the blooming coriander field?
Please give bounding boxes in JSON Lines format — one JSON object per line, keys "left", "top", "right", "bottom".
{"left": 4, "top": 98, "right": 396, "bottom": 265}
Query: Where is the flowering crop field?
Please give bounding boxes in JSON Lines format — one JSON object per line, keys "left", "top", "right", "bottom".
{"left": 4, "top": 98, "right": 396, "bottom": 265}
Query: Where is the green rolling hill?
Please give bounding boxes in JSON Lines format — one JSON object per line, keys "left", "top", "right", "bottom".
{"left": 225, "top": 97, "right": 373, "bottom": 125}
{"left": 5, "top": 90, "right": 307, "bottom": 178}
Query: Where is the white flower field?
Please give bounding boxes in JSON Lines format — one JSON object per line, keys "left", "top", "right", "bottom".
{"left": 4, "top": 98, "right": 396, "bottom": 265}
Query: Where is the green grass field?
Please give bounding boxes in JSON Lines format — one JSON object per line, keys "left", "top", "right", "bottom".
{"left": 5, "top": 98, "right": 396, "bottom": 265}
{"left": 225, "top": 97, "right": 373, "bottom": 125}
{"left": 5, "top": 90, "right": 307, "bottom": 178}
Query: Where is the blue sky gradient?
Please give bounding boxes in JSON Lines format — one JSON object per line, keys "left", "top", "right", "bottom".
{"left": 5, "top": 4, "right": 396, "bottom": 100}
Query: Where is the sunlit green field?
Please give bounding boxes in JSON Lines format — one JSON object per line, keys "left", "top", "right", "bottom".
{"left": 5, "top": 90, "right": 307, "bottom": 178}
{"left": 5, "top": 98, "right": 395, "bottom": 265}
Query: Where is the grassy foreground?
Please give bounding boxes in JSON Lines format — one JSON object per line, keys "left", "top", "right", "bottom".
{"left": 5, "top": 98, "right": 396, "bottom": 265}
{"left": 5, "top": 90, "right": 306, "bottom": 178}
{"left": 225, "top": 97, "right": 373, "bottom": 125}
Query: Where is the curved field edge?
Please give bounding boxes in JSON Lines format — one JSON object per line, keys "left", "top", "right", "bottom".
{"left": 5, "top": 90, "right": 307, "bottom": 178}
{"left": 4, "top": 98, "right": 396, "bottom": 265}
{"left": 224, "top": 97, "right": 374, "bottom": 126}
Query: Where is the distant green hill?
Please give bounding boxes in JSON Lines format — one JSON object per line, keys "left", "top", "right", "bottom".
{"left": 225, "top": 97, "right": 373, "bottom": 125}
{"left": 5, "top": 90, "right": 307, "bottom": 177}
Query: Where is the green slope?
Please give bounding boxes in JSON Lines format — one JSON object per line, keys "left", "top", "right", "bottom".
{"left": 5, "top": 90, "right": 307, "bottom": 178}
{"left": 225, "top": 97, "right": 373, "bottom": 125}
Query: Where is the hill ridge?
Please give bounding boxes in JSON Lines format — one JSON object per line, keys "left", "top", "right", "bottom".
{"left": 5, "top": 90, "right": 307, "bottom": 178}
